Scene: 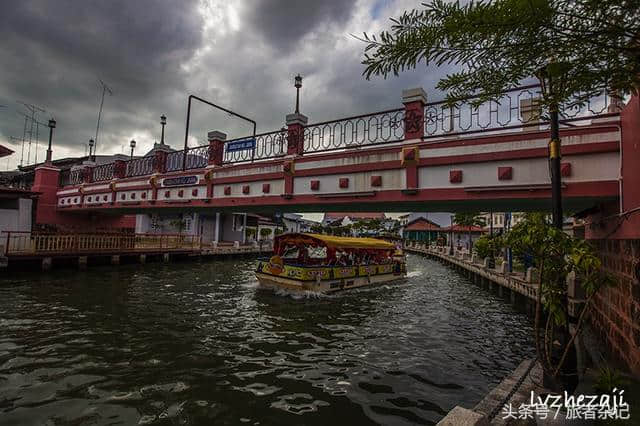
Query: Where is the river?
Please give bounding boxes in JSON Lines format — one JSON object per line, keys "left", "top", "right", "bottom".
{"left": 0, "top": 254, "right": 534, "bottom": 425}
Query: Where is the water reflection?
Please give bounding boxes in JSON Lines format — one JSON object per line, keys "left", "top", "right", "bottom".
{"left": 0, "top": 254, "right": 534, "bottom": 425}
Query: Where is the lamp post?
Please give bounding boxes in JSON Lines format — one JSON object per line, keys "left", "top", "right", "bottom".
{"left": 294, "top": 74, "right": 302, "bottom": 114}
{"left": 46, "top": 118, "right": 56, "bottom": 164}
{"left": 536, "top": 62, "right": 568, "bottom": 230}
{"left": 130, "top": 139, "right": 136, "bottom": 159}
{"left": 88, "top": 138, "right": 95, "bottom": 162}
{"left": 160, "top": 114, "right": 166, "bottom": 145}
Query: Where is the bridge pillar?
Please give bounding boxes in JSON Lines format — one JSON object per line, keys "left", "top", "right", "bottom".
{"left": 32, "top": 164, "right": 61, "bottom": 226}
{"left": 114, "top": 160, "right": 126, "bottom": 179}
{"left": 402, "top": 88, "right": 427, "bottom": 140}
{"left": 286, "top": 113, "right": 307, "bottom": 156}
{"left": 207, "top": 131, "right": 227, "bottom": 166}
{"left": 153, "top": 150, "right": 168, "bottom": 174}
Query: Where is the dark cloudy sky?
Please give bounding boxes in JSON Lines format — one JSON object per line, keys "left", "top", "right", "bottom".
{"left": 0, "top": 0, "right": 451, "bottom": 170}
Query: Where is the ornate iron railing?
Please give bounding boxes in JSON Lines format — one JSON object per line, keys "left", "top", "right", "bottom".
{"left": 183, "top": 145, "right": 210, "bottom": 170}
{"left": 165, "top": 150, "right": 185, "bottom": 172}
{"left": 222, "top": 129, "right": 287, "bottom": 164}
{"left": 125, "top": 156, "right": 154, "bottom": 177}
{"left": 303, "top": 108, "right": 405, "bottom": 154}
{"left": 55, "top": 86, "right": 616, "bottom": 187}
{"left": 92, "top": 162, "right": 115, "bottom": 182}
{"left": 423, "top": 85, "right": 612, "bottom": 140}
{"left": 69, "top": 169, "right": 84, "bottom": 185}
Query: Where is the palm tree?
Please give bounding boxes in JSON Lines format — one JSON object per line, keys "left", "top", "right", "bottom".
{"left": 453, "top": 212, "right": 486, "bottom": 251}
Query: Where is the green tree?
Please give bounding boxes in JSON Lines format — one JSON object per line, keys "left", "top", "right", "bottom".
{"left": 259, "top": 227, "right": 272, "bottom": 240}
{"left": 505, "top": 213, "right": 612, "bottom": 387}
{"left": 453, "top": 212, "right": 486, "bottom": 250}
{"left": 361, "top": 0, "right": 639, "bottom": 108}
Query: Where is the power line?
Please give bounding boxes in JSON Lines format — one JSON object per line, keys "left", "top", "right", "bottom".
{"left": 94, "top": 78, "right": 113, "bottom": 156}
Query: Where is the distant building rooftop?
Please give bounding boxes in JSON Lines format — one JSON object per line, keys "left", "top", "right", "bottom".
{"left": 404, "top": 217, "right": 441, "bottom": 231}
{"left": 0, "top": 145, "right": 14, "bottom": 158}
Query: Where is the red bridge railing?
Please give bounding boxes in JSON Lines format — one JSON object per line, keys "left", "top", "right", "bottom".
{"left": 59, "top": 85, "right": 615, "bottom": 186}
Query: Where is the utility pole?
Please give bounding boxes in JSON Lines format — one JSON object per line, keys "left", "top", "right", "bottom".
{"left": 94, "top": 79, "right": 113, "bottom": 157}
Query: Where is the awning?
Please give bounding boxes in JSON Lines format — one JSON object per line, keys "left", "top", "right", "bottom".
{"left": 275, "top": 233, "right": 396, "bottom": 250}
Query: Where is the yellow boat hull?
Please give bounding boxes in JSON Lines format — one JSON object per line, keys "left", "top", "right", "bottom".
{"left": 255, "top": 269, "right": 406, "bottom": 294}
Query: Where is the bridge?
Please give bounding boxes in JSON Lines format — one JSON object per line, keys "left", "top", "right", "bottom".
{"left": 31, "top": 85, "right": 631, "bottom": 223}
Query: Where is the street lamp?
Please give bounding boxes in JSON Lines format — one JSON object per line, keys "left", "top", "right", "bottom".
{"left": 160, "top": 114, "right": 167, "bottom": 145}
{"left": 294, "top": 74, "right": 302, "bottom": 114}
{"left": 88, "top": 138, "right": 95, "bottom": 161}
{"left": 536, "top": 61, "right": 569, "bottom": 230}
{"left": 46, "top": 118, "right": 56, "bottom": 164}
{"left": 130, "top": 139, "right": 136, "bottom": 159}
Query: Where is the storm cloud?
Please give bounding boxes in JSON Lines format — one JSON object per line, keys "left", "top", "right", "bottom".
{"left": 0, "top": 0, "right": 451, "bottom": 169}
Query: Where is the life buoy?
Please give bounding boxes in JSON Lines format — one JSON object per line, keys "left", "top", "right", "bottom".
{"left": 267, "top": 255, "right": 284, "bottom": 275}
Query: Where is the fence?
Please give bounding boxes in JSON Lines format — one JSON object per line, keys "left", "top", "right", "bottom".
{"left": 423, "top": 85, "right": 612, "bottom": 140}
{"left": 2, "top": 232, "right": 202, "bottom": 256}
{"left": 57, "top": 85, "right": 613, "bottom": 186}
{"left": 303, "top": 108, "right": 405, "bottom": 154}
{"left": 222, "top": 129, "right": 288, "bottom": 164}
{"left": 125, "top": 156, "right": 154, "bottom": 177}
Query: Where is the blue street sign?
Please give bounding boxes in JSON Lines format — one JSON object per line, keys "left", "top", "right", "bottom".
{"left": 226, "top": 138, "right": 256, "bottom": 152}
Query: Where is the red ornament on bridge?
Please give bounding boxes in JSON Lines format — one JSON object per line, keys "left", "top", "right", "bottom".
{"left": 449, "top": 170, "right": 463, "bottom": 183}
{"left": 339, "top": 178, "right": 349, "bottom": 189}
{"left": 498, "top": 166, "right": 513, "bottom": 181}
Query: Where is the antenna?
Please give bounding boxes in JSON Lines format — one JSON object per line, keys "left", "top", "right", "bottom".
{"left": 94, "top": 78, "right": 113, "bottom": 157}
{"left": 18, "top": 111, "right": 48, "bottom": 165}
{"left": 17, "top": 101, "right": 46, "bottom": 165}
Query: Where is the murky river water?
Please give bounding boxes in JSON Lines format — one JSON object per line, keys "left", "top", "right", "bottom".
{"left": 0, "top": 254, "right": 534, "bottom": 425}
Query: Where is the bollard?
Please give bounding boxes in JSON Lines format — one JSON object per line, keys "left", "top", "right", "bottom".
{"left": 78, "top": 256, "right": 88, "bottom": 269}
{"left": 110, "top": 255, "right": 120, "bottom": 265}
{"left": 162, "top": 253, "right": 170, "bottom": 263}
{"left": 139, "top": 254, "right": 146, "bottom": 264}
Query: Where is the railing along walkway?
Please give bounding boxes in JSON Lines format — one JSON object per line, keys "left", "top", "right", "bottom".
{"left": 3, "top": 233, "right": 202, "bottom": 257}
{"left": 404, "top": 242, "right": 539, "bottom": 301}
{"left": 2, "top": 232, "right": 275, "bottom": 259}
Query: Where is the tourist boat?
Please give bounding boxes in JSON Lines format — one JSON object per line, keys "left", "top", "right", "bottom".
{"left": 255, "top": 233, "right": 406, "bottom": 294}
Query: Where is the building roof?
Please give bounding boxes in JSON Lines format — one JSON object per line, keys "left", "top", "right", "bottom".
{"left": 0, "top": 145, "right": 14, "bottom": 158}
{"left": 0, "top": 186, "right": 39, "bottom": 198}
{"left": 404, "top": 217, "right": 441, "bottom": 231}
{"left": 323, "top": 212, "right": 387, "bottom": 221}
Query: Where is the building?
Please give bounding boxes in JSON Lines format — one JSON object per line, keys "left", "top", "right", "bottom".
{"left": 322, "top": 212, "right": 386, "bottom": 227}
{"left": 444, "top": 224, "right": 486, "bottom": 250}
{"left": 403, "top": 217, "right": 441, "bottom": 242}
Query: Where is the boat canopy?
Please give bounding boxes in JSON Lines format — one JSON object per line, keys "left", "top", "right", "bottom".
{"left": 274, "top": 233, "right": 395, "bottom": 252}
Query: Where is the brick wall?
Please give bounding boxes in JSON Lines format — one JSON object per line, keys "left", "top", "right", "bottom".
{"left": 588, "top": 239, "right": 640, "bottom": 375}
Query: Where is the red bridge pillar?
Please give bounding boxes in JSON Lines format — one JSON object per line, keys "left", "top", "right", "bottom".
{"left": 286, "top": 113, "right": 307, "bottom": 156}
{"left": 207, "top": 131, "right": 227, "bottom": 166}
{"left": 402, "top": 88, "right": 427, "bottom": 191}
{"left": 402, "top": 87, "right": 427, "bottom": 141}
{"left": 32, "top": 164, "right": 61, "bottom": 226}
